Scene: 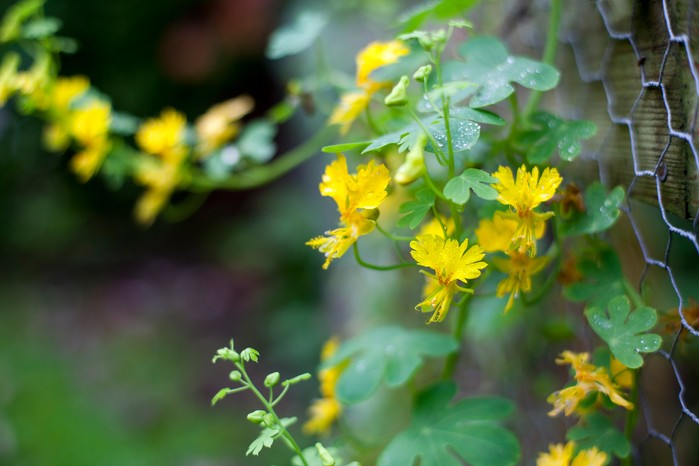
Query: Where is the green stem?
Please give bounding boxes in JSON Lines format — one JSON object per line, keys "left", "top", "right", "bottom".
{"left": 422, "top": 171, "right": 446, "bottom": 201}
{"left": 161, "top": 192, "right": 209, "bottom": 223}
{"left": 622, "top": 370, "right": 640, "bottom": 466}
{"left": 238, "top": 363, "right": 310, "bottom": 466}
{"left": 364, "top": 105, "right": 382, "bottom": 135}
{"left": 442, "top": 294, "right": 472, "bottom": 380}
{"left": 352, "top": 243, "right": 416, "bottom": 271}
{"left": 623, "top": 279, "right": 645, "bottom": 309}
{"left": 188, "top": 126, "right": 337, "bottom": 191}
{"left": 375, "top": 222, "right": 414, "bottom": 242}
{"left": 409, "top": 108, "right": 446, "bottom": 165}
{"left": 521, "top": 0, "right": 561, "bottom": 123}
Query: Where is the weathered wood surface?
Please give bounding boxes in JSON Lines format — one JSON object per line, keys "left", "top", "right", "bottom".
{"left": 567, "top": 0, "right": 699, "bottom": 220}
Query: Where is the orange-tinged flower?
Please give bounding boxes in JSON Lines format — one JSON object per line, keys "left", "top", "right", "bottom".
{"left": 410, "top": 234, "right": 487, "bottom": 323}
{"left": 548, "top": 351, "right": 633, "bottom": 417}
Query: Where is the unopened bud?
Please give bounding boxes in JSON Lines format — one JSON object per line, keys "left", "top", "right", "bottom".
{"left": 413, "top": 65, "right": 432, "bottom": 82}
{"left": 247, "top": 410, "right": 266, "bottom": 424}
{"left": 384, "top": 76, "right": 410, "bottom": 107}
{"left": 264, "top": 372, "right": 280, "bottom": 388}
{"left": 395, "top": 133, "right": 427, "bottom": 185}
{"left": 316, "top": 442, "right": 336, "bottom": 466}
{"left": 229, "top": 370, "right": 242, "bottom": 382}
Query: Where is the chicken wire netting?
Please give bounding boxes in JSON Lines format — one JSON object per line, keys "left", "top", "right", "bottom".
{"left": 555, "top": 0, "right": 699, "bottom": 464}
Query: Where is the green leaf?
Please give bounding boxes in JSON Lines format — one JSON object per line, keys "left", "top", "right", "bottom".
{"left": 566, "top": 412, "right": 631, "bottom": 459}
{"left": 377, "top": 383, "right": 520, "bottom": 466}
{"left": 397, "top": 188, "right": 436, "bottom": 229}
{"left": 398, "top": 0, "right": 478, "bottom": 32}
{"left": 585, "top": 295, "right": 661, "bottom": 369}
{"left": 21, "top": 16, "right": 61, "bottom": 39}
{"left": 561, "top": 183, "right": 625, "bottom": 237}
{"left": 266, "top": 10, "right": 328, "bottom": 59}
{"left": 203, "top": 146, "right": 241, "bottom": 180}
{"left": 444, "top": 36, "right": 559, "bottom": 108}
{"left": 426, "top": 117, "right": 480, "bottom": 153}
{"left": 443, "top": 168, "right": 498, "bottom": 206}
{"left": 362, "top": 122, "right": 421, "bottom": 154}
{"left": 238, "top": 119, "right": 277, "bottom": 163}
{"left": 323, "top": 327, "right": 458, "bottom": 404}
{"left": 564, "top": 247, "right": 625, "bottom": 311}
{"left": 322, "top": 141, "right": 371, "bottom": 154}
{"left": 0, "top": 0, "right": 44, "bottom": 42}
{"left": 109, "top": 111, "right": 140, "bottom": 136}
{"left": 525, "top": 112, "right": 597, "bottom": 163}
{"left": 246, "top": 417, "right": 296, "bottom": 456}
{"left": 450, "top": 106, "right": 506, "bottom": 126}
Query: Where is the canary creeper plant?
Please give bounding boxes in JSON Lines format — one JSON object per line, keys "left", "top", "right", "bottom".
{"left": 0, "top": 0, "right": 672, "bottom": 464}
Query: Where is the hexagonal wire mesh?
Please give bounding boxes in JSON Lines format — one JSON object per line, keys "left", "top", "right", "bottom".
{"left": 559, "top": 0, "right": 699, "bottom": 464}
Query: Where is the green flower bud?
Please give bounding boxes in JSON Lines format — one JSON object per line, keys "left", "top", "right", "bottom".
{"left": 247, "top": 410, "right": 266, "bottom": 424}
{"left": 229, "top": 370, "right": 242, "bottom": 382}
{"left": 395, "top": 133, "right": 427, "bottom": 185}
{"left": 212, "top": 347, "right": 240, "bottom": 363}
{"left": 282, "top": 372, "right": 312, "bottom": 387}
{"left": 262, "top": 413, "right": 276, "bottom": 427}
{"left": 413, "top": 64, "right": 432, "bottom": 82}
{"left": 384, "top": 75, "right": 410, "bottom": 107}
{"left": 264, "top": 372, "right": 280, "bottom": 388}
{"left": 316, "top": 443, "right": 336, "bottom": 466}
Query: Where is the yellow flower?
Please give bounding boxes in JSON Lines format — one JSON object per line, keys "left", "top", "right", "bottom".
{"left": 475, "top": 214, "right": 519, "bottom": 253}
{"left": 43, "top": 123, "right": 70, "bottom": 152}
{"left": 70, "top": 139, "right": 112, "bottom": 182}
{"left": 0, "top": 53, "right": 19, "bottom": 105}
{"left": 328, "top": 91, "right": 370, "bottom": 135}
{"left": 307, "top": 212, "right": 376, "bottom": 270}
{"left": 537, "top": 441, "right": 574, "bottom": 466}
{"left": 134, "top": 188, "right": 171, "bottom": 226}
{"left": 195, "top": 95, "right": 254, "bottom": 154}
{"left": 136, "top": 108, "right": 187, "bottom": 161}
{"left": 537, "top": 442, "right": 607, "bottom": 466}
{"left": 356, "top": 40, "right": 409, "bottom": 91}
{"left": 410, "top": 234, "right": 487, "bottom": 323}
{"left": 492, "top": 165, "right": 562, "bottom": 256}
{"left": 571, "top": 448, "right": 607, "bottom": 466}
{"left": 69, "top": 101, "right": 111, "bottom": 147}
{"left": 308, "top": 155, "right": 390, "bottom": 268}
{"left": 328, "top": 40, "right": 408, "bottom": 134}
{"left": 548, "top": 351, "right": 633, "bottom": 417}
{"left": 44, "top": 75, "right": 90, "bottom": 112}
{"left": 418, "top": 215, "right": 455, "bottom": 238}
{"left": 492, "top": 252, "right": 549, "bottom": 312}
{"left": 610, "top": 358, "right": 634, "bottom": 390}
{"left": 304, "top": 337, "right": 346, "bottom": 436}
{"left": 133, "top": 158, "right": 182, "bottom": 225}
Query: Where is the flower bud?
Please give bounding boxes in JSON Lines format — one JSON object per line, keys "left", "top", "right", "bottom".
{"left": 395, "top": 133, "right": 427, "bottom": 185}
{"left": 247, "top": 410, "right": 266, "bottom": 424}
{"left": 264, "top": 372, "right": 280, "bottom": 388}
{"left": 316, "top": 443, "right": 336, "bottom": 466}
{"left": 262, "top": 413, "right": 276, "bottom": 427}
{"left": 229, "top": 370, "right": 242, "bottom": 382}
{"left": 413, "top": 65, "right": 432, "bottom": 82}
{"left": 384, "top": 76, "right": 410, "bottom": 107}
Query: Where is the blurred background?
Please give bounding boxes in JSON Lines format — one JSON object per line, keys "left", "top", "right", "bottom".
{"left": 1, "top": 0, "right": 698, "bottom": 465}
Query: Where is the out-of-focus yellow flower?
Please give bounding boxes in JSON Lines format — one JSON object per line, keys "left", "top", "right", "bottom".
{"left": 0, "top": 53, "right": 19, "bottom": 105}
{"left": 328, "top": 92, "right": 370, "bottom": 135}
{"left": 475, "top": 214, "right": 519, "bottom": 253}
{"left": 43, "top": 123, "right": 70, "bottom": 152}
{"left": 69, "top": 101, "right": 111, "bottom": 147}
{"left": 328, "top": 40, "right": 408, "bottom": 134}
{"left": 356, "top": 40, "right": 409, "bottom": 91}
{"left": 492, "top": 165, "right": 562, "bottom": 256}
{"left": 136, "top": 108, "right": 187, "bottom": 162}
{"left": 195, "top": 95, "right": 254, "bottom": 155}
{"left": 492, "top": 252, "right": 549, "bottom": 311}
{"left": 43, "top": 75, "right": 90, "bottom": 112}
{"left": 304, "top": 337, "right": 346, "bottom": 436}
{"left": 67, "top": 100, "right": 112, "bottom": 181}
{"left": 610, "top": 357, "right": 634, "bottom": 390}
{"left": 548, "top": 351, "right": 633, "bottom": 417}
{"left": 410, "top": 234, "right": 487, "bottom": 323}
{"left": 418, "top": 215, "right": 455, "bottom": 238}
{"left": 70, "top": 140, "right": 112, "bottom": 182}
{"left": 133, "top": 159, "right": 182, "bottom": 225}
{"left": 537, "top": 442, "right": 607, "bottom": 466}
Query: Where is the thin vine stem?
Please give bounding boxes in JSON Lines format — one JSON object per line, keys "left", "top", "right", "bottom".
{"left": 442, "top": 293, "right": 472, "bottom": 380}
{"left": 352, "top": 243, "right": 416, "bottom": 271}
{"left": 188, "top": 126, "right": 337, "bottom": 192}
{"left": 375, "top": 222, "right": 414, "bottom": 242}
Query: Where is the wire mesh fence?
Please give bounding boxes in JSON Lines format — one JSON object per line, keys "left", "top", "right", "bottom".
{"left": 560, "top": 1, "right": 699, "bottom": 464}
